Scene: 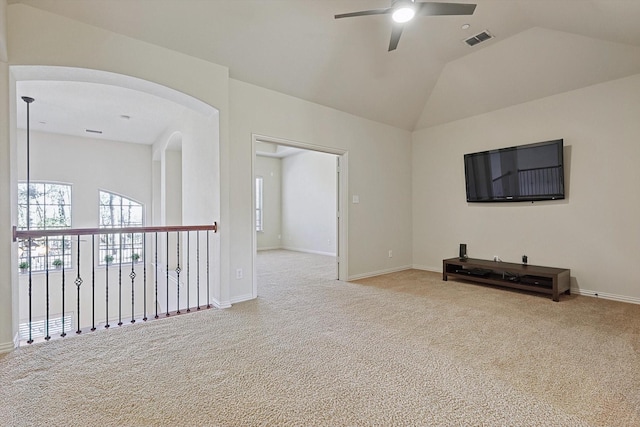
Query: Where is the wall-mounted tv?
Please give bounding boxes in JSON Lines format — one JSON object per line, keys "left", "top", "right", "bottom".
{"left": 464, "top": 139, "right": 565, "bottom": 202}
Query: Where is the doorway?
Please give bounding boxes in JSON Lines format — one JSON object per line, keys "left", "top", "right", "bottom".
{"left": 251, "top": 134, "right": 348, "bottom": 298}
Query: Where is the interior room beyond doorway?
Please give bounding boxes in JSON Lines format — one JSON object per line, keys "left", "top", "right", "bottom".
{"left": 253, "top": 137, "right": 346, "bottom": 295}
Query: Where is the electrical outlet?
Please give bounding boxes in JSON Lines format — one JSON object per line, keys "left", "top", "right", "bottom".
{"left": 236, "top": 268, "right": 243, "bottom": 279}
{"left": 388, "top": 250, "right": 393, "bottom": 258}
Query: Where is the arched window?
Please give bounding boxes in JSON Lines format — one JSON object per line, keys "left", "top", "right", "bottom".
{"left": 17, "top": 182, "right": 72, "bottom": 272}
{"left": 99, "top": 191, "right": 144, "bottom": 265}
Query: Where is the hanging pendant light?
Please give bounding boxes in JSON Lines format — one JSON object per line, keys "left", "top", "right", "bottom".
{"left": 21, "top": 95, "right": 35, "bottom": 344}
{"left": 21, "top": 96, "right": 34, "bottom": 231}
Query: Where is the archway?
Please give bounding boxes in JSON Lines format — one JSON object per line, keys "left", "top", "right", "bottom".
{"left": 10, "top": 66, "right": 221, "bottom": 341}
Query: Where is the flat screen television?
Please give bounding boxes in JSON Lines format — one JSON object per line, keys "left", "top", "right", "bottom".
{"left": 464, "top": 139, "right": 565, "bottom": 202}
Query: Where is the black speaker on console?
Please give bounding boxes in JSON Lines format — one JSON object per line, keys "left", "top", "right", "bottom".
{"left": 459, "top": 244, "right": 468, "bottom": 261}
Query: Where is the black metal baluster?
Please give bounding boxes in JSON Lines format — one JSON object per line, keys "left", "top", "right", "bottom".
{"left": 143, "top": 233, "right": 147, "bottom": 321}
{"left": 105, "top": 235, "right": 110, "bottom": 329}
{"left": 118, "top": 235, "right": 123, "bottom": 326}
{"left": 166, "top": 231, "right": 170, "bottom": 317}
{"left": 197, "top": 231, "right": 200, "bottom": 310}
{"left": 186, "top": 232, "right": 190, "bottom": 312}
{"left": 91, "top": 235, "right": 96, "bottom": 331}
{"left": 176, "top": 232, "right": 181, "bottom": 314}
{"left": 75, "top": 235, "right": 83, "bottom": 334}
{"left": 154, "top": 232, "right": 158, "bottom": 319}
{"left": 45, "top": 236, "right": 51, "bottom": 341}
{"left": 130, "top": 232, "right": 136, "bottom": 324}
{"left": 61, "top": 235, "right": 67, "bottom": 337}
{"left": 27, "top": 237, "right": 33, "bottom": 344}
{"left": 207, "top": 230, "right": 211, "bottom": 308}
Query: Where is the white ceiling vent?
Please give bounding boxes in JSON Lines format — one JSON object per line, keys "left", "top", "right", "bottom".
{"left": 464, "top": 30, "right": 494, "bottom": 47}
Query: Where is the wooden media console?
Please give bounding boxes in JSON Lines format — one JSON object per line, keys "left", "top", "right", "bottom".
{"left": 442, "top": 257, "right": 571, "bottom": 302}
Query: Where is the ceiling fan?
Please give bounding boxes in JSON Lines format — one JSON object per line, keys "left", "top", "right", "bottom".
{"left": 335, "top": 0, "right": 477, "bottom": 51}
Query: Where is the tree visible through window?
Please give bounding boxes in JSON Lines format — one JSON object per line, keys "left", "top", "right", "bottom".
{"left": 17, "top": 182, "right": 72, "bottom": 271}
{"left": 99, "top": 191, "right": 144, "bottom": 265}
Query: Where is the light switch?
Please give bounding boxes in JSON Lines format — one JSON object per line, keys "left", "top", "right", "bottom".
{"left": 352, "top": 195, "right": 360, "bottom": 204}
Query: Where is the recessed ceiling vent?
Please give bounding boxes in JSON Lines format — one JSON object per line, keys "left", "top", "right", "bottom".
{"left": 464, "top": 30, "right": 493, "bottom": 47}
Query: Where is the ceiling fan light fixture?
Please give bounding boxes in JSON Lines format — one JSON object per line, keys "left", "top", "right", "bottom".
{"left": 392, "top": 6, "right": 415, "bottom": 23}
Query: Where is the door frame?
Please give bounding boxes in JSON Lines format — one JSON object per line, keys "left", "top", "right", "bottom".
{"left": 251, "top": 133, "right": 348, "bottom": 298}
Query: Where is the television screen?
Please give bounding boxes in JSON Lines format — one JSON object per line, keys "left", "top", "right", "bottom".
{"left": 464, "top": 139, "right": 565, "bottom": 202}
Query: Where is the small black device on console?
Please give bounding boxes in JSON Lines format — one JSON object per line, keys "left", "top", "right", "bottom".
{"left": 459, "top": 243, "right": 468, "bottom": 261}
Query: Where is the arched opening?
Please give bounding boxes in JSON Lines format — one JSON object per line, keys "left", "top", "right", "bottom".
{"left": 10, "top": 66, "right": 221, "bottom": 343}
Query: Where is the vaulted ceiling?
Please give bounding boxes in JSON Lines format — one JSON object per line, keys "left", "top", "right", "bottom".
{"left": 10, "top": 0, "right": 640, "bottom": 132}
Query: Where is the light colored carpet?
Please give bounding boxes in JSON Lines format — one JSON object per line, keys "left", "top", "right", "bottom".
{"left": 1, "top": 250, "right": 638, "bottom": 426}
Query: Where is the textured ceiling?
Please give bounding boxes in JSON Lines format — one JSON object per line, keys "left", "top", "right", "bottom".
{"left": 10, "top": 0, "right": 640, "bottom": 133}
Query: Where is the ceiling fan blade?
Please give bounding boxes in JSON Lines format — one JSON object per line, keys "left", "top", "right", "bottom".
{"left": 388, "top": 25, "right": 404, "bottom": 51}
{"left": 416, "top": 2, "right": 477, "bottom": 16}
{"left": 335, "top": 8, "right": 391, "bottom": 19}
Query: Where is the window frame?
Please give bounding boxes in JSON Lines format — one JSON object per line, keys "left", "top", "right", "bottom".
{"left": 98, "top": 190, "right": 144, "bottom": 266}
{"left": 255, "top": 176, "right": 264, "bottom": 232}
{"left": 17, "top": 181, "right": 73, "bottom": 272}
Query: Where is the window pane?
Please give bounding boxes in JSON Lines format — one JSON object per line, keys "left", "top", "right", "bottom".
{"left": 17, "top": 182, "right": 72, "bottom": 271}
{"left": 99, "top": 191, "right": 144, "bottom": 265}
{"left": 100, "top": 205, "right": 115, "bottom": 227}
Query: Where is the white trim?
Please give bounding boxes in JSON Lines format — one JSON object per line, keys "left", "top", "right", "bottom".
{"left": 229, "top": 293, "right": 255, "bottom": 305}
{"left": 412, "top": 264, "right": 441, "bottom": 273}
{"left": 251, "top": 134, "right": 349, "bottom": 299}
{"left": 281, "top": 246, "right": 336, "bottom": 257}
{"left": 253, "top": 134, "right": 347, "bottom": 157}
{"left": 348, "top": 265, "right": 412, "bottom": 281}
{"left": 211, "top": 298, "right": 232, "bottom": 309}
{"left": 257, "top": 246, "right": 283, "bottom": 251}
{"left": 0, "top": 340, "right": 16, "bottom": 354}
{"left": 571, "top": 288, "right": 640, "bottom": 305}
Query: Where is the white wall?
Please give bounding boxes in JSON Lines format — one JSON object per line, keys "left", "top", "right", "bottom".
{"left": 16, "top": 130, "right": 152, "bottom": 226}
{"left": 230, "top": 79, "right": 413, "bottom": 296}
{"left": 4, "top": 4, "right": 413, "bottom": 334}
{"left": 255, "top": 155, "right": 282, "bottom": 250}
{"left": 14, "top": 130, "right": 153, "bottom": 330}
{"left": 0, "top": 0, "right": 15, "bottom": 351}
{"left": 165, "top": 150, "right": 182, "bottom": 225}
{"left": 282, "top": 151, "right": 336, "bottom": 256}
{"left": 5, "top": 3, "right": 227, "bottom": 343}
{"left": 412, "top": 73, "right": 640, "bottom": 302}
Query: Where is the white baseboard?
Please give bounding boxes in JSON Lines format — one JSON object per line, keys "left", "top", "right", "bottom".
{"left": 0, "top": 339, "right": 16, "bottom": 354}
{"left": 348, "top": 265, "right": 412, "bottom": 281}
{"left": 416, "top": 265, "right": 640, "bottom": 305}
{"left": 257, "top": 246, "right": 282, "bottom": 251}
{"left": 229, "top": 293, "right": 255, "bottom": 305}
{"left": 281, "top": 246, "right": 336, "bottom": 257}
{"left": 211, "top": 298, "right": 232, "bottom": 309}
{"left": 572, "top": 288, "right": 640, "bottom": 305}
{"left": 412, "top": 264, "right": 441, "bottom": 273}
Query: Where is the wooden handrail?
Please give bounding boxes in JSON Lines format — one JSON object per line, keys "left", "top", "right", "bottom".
{"left": 13, "top": 222, "right": 217, "bottom": 242}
